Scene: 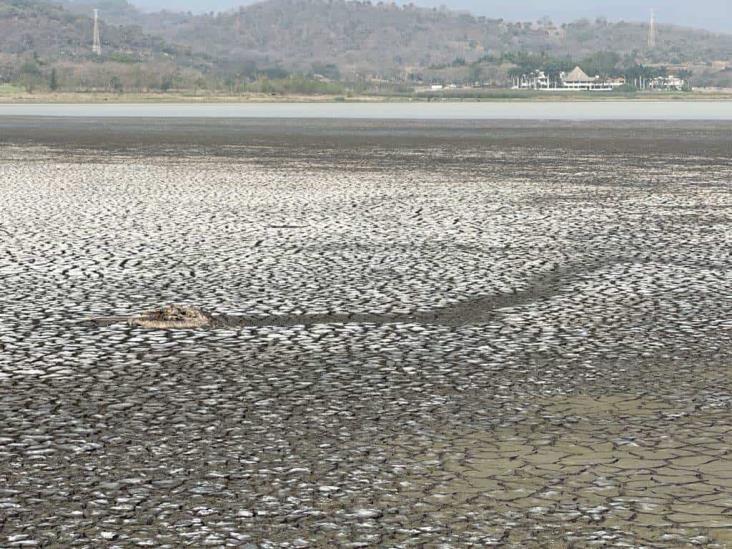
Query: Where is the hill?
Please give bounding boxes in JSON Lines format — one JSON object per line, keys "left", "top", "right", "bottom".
{"left": 0, "top": 0, "right": 216, "bottom": 92}
{"left": 0, "top": 0, "right": 173, "bottom": 57}
{"left": 4, "top": 0, "right": 732, "bottom": 93}
{"left": 63, "top": 0, "right": 732, "bottom": 82}
{"left": 189, "top": 1, "right": 732, "bottom": 74}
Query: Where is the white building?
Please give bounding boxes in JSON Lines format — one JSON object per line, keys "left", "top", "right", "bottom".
{"left": 560, "top": 66, "right": 625, "bottom": 91}
{"left": 513, "top": 70, "right": 550, "bottom": 90}
{"left": 513, "top": 66, "right": 626, "bottom": 92}
{"left": 650, "top": 74, "right": 686, "bottom": 91}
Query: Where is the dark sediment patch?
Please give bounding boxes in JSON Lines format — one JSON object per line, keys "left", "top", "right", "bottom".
{"left": 2, "top": 117, "right": 732, "bottom": 158}
{"left": 88, "top": 261, "right": 604, "bottom": 329}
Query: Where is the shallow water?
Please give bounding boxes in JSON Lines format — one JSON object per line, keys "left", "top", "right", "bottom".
{"left": 1, "top": 100, "right": 732, "bottom": 120}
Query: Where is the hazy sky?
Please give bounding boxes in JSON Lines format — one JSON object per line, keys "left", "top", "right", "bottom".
{"left": 131, "top": 0, "right": 731, "bottom": 33}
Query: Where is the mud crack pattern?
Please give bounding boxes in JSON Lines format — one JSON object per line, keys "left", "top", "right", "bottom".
{"left": 0, "top": 121, "right": 730, "bottom": 547}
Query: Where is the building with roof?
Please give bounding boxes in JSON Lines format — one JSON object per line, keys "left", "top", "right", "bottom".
{"left": 514, "top": 70, "right": 551, "bottom": 90}
{"left": 649, "top": 74, "right": 687, "bottom": 91}
{"left": 512, "top": 66, "right": 627, "bottom": 92}
{"left": 511, "top": 64, "right": 689, "bottom": 92}
{"left": 560, "top": 66, "right": 625, "bottom": 91}
{"left": 561, "top": 66, "right": 595, "bottom": 90}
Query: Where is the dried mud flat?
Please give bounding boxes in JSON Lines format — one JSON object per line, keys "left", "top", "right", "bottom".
{"left": 0, "top": 119, "right": 731, "bottom": 547}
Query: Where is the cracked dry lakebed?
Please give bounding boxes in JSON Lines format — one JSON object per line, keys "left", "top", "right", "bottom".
{"left": 0, "top": 119, "right": 731, "bottom": 547}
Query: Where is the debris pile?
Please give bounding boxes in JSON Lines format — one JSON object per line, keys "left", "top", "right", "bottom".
{"left": 130, "top": 305, "right": 213, "bottom": 329}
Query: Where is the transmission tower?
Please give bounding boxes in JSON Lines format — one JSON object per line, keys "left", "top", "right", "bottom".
{"left": 235, "top": 7, "right": 243, "bottom": 34}
{"left": 648, "top": 9, "right": 657, "bottom": 49}
{"left": 93, "top": 9, "right": 102, "bottom": 56}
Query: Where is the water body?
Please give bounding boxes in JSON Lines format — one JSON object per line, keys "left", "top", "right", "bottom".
{"left": 1, "top": 101, "right": 732, "bottom": 120}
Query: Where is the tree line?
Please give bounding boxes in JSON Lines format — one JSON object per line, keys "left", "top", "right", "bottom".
{"left": 497, "top": 51, "right": 692, "bottom": 86}
{"left": 0, "top": 48, "right": 697, "bottom": 95}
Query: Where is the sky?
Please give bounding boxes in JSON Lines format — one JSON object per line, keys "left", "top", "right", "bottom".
{"left": 130, "top": 0, "right": 732, "bottom": 33}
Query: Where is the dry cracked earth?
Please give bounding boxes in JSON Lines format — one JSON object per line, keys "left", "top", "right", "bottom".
{"left": 0, "top": 119, "right": 731, "bottom": 547}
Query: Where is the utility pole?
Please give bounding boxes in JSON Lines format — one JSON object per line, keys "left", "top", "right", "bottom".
{"left": 648, "top": 9, "right": 657, "bottom": 49}
{"left": 93, "top": 9, "right": 102, "bottom": 56}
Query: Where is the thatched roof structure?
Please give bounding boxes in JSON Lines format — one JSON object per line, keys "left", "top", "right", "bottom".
{"left": 564, "top": 66, "right": 593, "bottom": 82}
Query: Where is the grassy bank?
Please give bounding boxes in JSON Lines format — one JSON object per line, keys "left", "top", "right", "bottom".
{"left": 1, "top": 88, "right": 732, "bottom": 103}
{"left": 0, "top": 89, "right": 379, "bottom": 104}
{"left": 413, "top": 88, "right": 732, "bottom": 102}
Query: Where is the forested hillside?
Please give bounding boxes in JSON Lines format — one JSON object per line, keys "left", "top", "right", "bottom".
{"left": 0, "top": 0, "right": 219, "bottom": 91}
{"left": 61, "top": 0, "right": 732, "bottom": 72}
{"left": 3, "top": 0, "right": 732, "bottom": 93}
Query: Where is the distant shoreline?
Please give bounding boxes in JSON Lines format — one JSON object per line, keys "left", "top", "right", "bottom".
{"left": 2, "top": 91, "right": 732, "bottom": 104}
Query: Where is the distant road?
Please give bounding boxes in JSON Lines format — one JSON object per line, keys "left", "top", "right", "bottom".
{"left": 1, "top": 101, "right": 732, "bottom": 120}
